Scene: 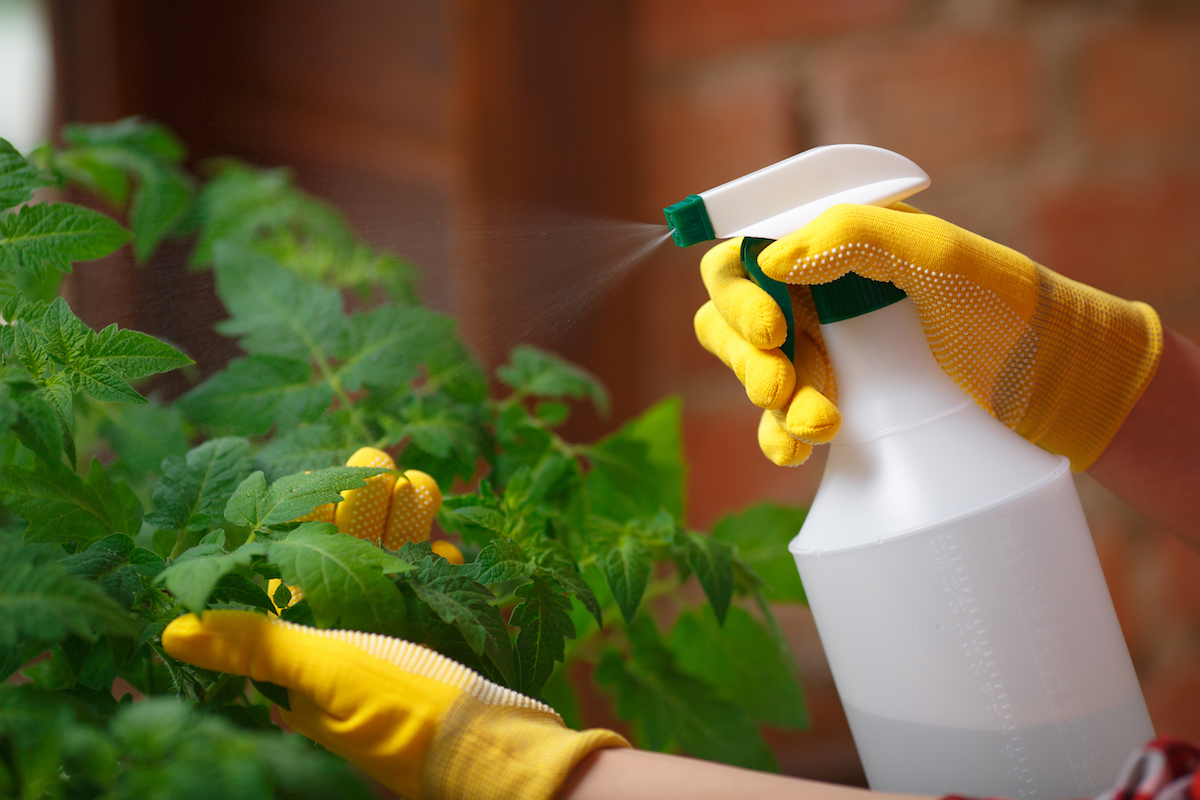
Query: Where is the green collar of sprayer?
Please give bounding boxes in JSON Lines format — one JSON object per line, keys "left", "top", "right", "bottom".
{"left": 663, "top": 195, "right": 714, "bottom": 247}
{"left": 810, "top": 273, "right": 906, "bottom": 323}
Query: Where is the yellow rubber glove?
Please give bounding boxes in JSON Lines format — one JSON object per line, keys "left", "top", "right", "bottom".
{"left": 162, "top": 611, "right": 629, "bottom": 800}
{"left": 695, "top": 204, "right": 1162, "bottom": 471}
{"left": 694, "top": 238, "right": 840, "bottom": 467}
{"left": 270, "top": 447, "right": 447, "bottom": 608}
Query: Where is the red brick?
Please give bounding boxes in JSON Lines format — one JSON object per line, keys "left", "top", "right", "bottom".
{"left": 1029, "top": 174, "right": 1200, "bottom": 302}
{"left": 811, "top": 32, "right": 1041, "bottom": 174}
{"left": 1082, "top": 23, "right": 1200, "bottom": 152}
{"left": 639, "top": 69, "right": 797, "bottom": 209}
{"left": 636, "top": 0, "right": 914, "bottom": 64}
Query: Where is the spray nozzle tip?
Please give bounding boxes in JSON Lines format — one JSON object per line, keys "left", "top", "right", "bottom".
{"left": 663, "top": 194, "right": 716, "bottom": 247}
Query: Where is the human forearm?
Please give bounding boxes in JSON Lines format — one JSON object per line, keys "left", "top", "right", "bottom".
{"left": 557, "top": 747, "right": 932, "bottom": 800}
{"left": 1089, "top": 328, "right": 1200, "bottom": 550}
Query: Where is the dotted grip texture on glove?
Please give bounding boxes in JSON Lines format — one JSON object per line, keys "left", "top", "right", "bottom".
{"left": 698, "top": 203, "right": 1163, "bottom": 471}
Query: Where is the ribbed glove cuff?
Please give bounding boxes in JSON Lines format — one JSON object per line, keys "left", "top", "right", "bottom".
{"left": 1013, "top": 268, "right": 1163, "bottom": 470}
{"left": 424, "top": 695, "right": 630, "bottom": 800}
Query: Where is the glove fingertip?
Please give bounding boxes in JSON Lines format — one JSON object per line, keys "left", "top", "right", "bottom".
{"left": 758, "top": 411, "right": 813, "bottom": 467}
{"left": 382, "top": 470, "right": 443, "bottom": 550}
{"left": 161, "top": 610, "right": 271, "bottom": 676}
{"left": 161, "top": 613, "right": 204, "bottom": 654}
{"left": 744, "top": 351, "right": 797, "bottom": 410}
{"left": 337, "top": 447, "right": 399, "bottom": 543}
{"left": 786, "top": 389, "right": 842, "bottom": 444}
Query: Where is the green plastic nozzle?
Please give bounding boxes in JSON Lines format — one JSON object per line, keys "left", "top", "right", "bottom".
{"left": 810, "top": 273, "right": 906, "bottom": 324}
{"left": 663, "top": 194, "right": 716, "bottom": 247}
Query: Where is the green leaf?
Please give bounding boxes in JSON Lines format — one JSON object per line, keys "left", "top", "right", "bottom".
{"left": 72, "top": 356, "right": 145, "bottom": 404}
{"left": 145, "top": 437, "right": 253, "bottom": 532}
{"left": 534, "top": 401, "right": 570, "bottom": 426}
{"left": 0, "top": 459, "right": 140, "bottom": 547}
{"left": 254, "top": 423, "right": 356, "bottom": 481}
{"left": 60, "top": 533, "right": 163, "bottom": 609}
{"left": 12, "top": 319, "right": 49, "bottom": 378}
{"left": 595, "top": 617, "right": 777, "bottom": 771}
{"left": 387, "top": 392, "right": 490, "bottom": 488}
{"left": 0, "top": 543, "right": 139, "bottom": 648}
{"left": 498, "top": 345, "right": 609, "bottom": 414}
{"left": 179, "top": 354, "right": 331, "bottom": 436}
{"left": 586, "top": 396, "right": 684, "bottom": 522}
{"left": 386, "top": 398, "right": 481, "bottom": 461}
{"left": 87, "top": 458, "right": 144, "bottom": 544}
{"left": 472, "top": 537, "right": 534, "bottom": 584}
{"left": 335, "top": 304, "right": 454, "bottom": 392}
{"left": 224, "top": 466, "right": 384, "bottom": 531}
{"left": 0, "top": 139, "right": 54, "bottom": 211}
{"left": 62, "top": 116, "right": 186, "bottom": 163}
{"left": 453, "top": 505, "right": 507, "bottom": 534}
{"left": 0, "top": 202, "right": 131, "bottom": 279}
{"left": 191, "top": 161, "right": 349, "bottom": 267}
{"left": 546, "top": 557, "right": 603, "bottom": 630}
{"left": 210, "top": 572, "right": 276, "bottom": 613}
{"left": 272, "top": 581, "right": 293, "bottom": 609}
{"left": 222, "top": 470, "right": 268, "bottom": 530}
{"left": 510, "top": 571, "right": 575, "bottom": 697}
{"left": 99, "top": 400, "right": 189, "bottom": 476}
{"left": 101, "top": 696, "right": 374, "bottom": 800}
{"left": 7, "top": 379, "right": 62, "bottom": 465}
{"left": 711, "top": 503, "right": 807, "bottom": 602}
{"left": 0, "top": 139, "right": 54, "bottom": 209}
{"left": 38, "top": 297, "right": 87, "bottom": 368}
{"left": 59, "top": 117, "right": 194, "bottom": 260}
{"left": 669, "top": 605, "right": 808, "bottom": 729}
{"left": 684, "top": 533, "right": 735, "bottom": 625}
{"left": 10, "top": 299, "right": 173, "bottom": 420}
{"left": 494, "top": 402, "right": 554, "bottom": 484}
{"left": 126, "top": 157, "right": 192, "bottom": 261}
{"left": 156, "top": 541, "right": 268, "bottom": 613}
{"left": 268, "top": 526, "right": 414, "bottom": 636}
{"left": 408, "top": 557, "right": 515, "bottom": 686}
{"left": 87, "top": 324, "right": 193, "bottom": 381}
{"left": 212, "top": 243, "right": 346, "bottom": 361}
{"left": 52, "top": 149, "right": 130, "bottom": 206}
{"left": 600, "top": 534, "right": 651, "bottom": 624}
{"left": 425, "top": 337, "right": 487, "bottom": 403}
{"left": 41, "top": 373, "right": 73, "bottom": 425}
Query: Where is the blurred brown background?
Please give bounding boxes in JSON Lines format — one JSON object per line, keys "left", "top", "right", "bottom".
{"left": 41, "top": 0, "right": 1200, "bottom": 785}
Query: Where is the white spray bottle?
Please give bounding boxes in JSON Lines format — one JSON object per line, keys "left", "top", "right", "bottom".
{"left": 664, "top": 145, "right": 1154, "bottom": 800}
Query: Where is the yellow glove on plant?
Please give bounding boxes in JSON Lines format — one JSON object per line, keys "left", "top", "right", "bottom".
{"left": 270, "top": 447, "right": 455, "bottom": 608}
{"left": 162, "top": 611, "right": 629, "bottom": 800}
{"left": 695, "top": 204, "right": 1162, "bottom": 470}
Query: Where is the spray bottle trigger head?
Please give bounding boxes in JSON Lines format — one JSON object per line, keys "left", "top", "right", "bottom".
{"left": 663, "top": 194, "right": 716, "bottom": 247}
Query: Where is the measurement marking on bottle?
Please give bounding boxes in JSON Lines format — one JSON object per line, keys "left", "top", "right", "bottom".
{"left": 931, "top": 530, "right": 1037, "bottom": 799}
{"left": 994, "top": 516, "right": 1103, "bottom": 793}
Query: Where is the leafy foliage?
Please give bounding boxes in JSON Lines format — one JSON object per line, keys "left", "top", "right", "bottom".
{"left": 0, "top": 201, "right": 131, "bottom": 278}
{"left": 0, "top": 118, "right": 815, "bottom": 795}
{"left": 53, "top": 117, "right": 195, "bottom": 261}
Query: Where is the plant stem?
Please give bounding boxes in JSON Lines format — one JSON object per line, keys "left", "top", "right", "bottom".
{"left": 169, "top": 529, "right": 188, "bottom": 560}
{"left": 311, "top": 353, "right": 372, "bottom": 443}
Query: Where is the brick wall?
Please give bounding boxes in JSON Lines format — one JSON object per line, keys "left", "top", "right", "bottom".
{"left": 629, "top": 0, "right": 1200, "bottom": 779}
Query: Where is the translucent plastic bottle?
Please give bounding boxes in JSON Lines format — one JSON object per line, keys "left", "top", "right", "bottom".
{"left": 792, "top": 276, "right": 1155, "bottom": 800}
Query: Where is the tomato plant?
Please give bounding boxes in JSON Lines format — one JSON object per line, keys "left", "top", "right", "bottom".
{"left": 0, "top": 118, "right": 811, "bottom": 797}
